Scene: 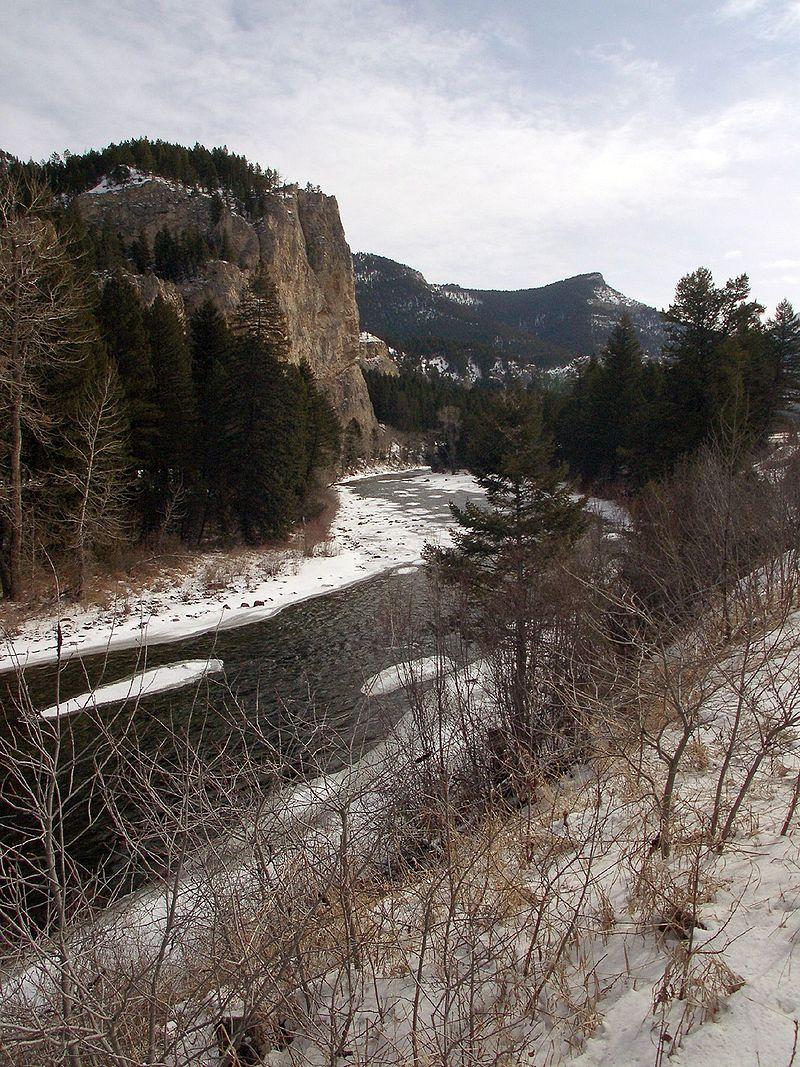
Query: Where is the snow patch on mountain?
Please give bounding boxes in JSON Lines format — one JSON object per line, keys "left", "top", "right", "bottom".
{"left": 433, "top": 284, "right": 482, "bottom": 307}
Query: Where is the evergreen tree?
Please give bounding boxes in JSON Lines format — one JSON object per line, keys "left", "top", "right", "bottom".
{"left": 95, "top": 273, "right": 158, "bottom": 474}
{"left": 593, "top": 316, "right": 646, "bottom": 482}
{"left": 189, "top": 301, "right": 233, "bottom": 538}
{"left": 662, "top": 268, "right": 773, "bottom": 463}
{"left": 225, "top": 280, "right": 299, "bottom": 540}
{"left": 144, "top": 297, "right": 197, "bottom": 530}
{"left": 232, "top": 271, "right": 288, "bottom": 349}
{"left": 129, "top": 231, "right": 151, "bottom": 273}
{"left": 556, "top": 356, "right": 604, "bottom": 482}
{"left": 93, "top": 215, "right": 126, "bottom": 271}
{"left": 426, "top": 390, "right": 584, "bottom": 742}
{"left": 770, "top": 299, "right": 800, "bottom": 404}
{"left": 292, "top": 362, "right": 341, "bottom": 497}
{"left": 225, "top": 333, "right": 296, "bottom": 541}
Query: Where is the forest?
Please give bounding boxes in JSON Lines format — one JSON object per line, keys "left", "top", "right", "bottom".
{"left": 366, "top": 269, "right": 800, "bottom": 491}
{"left": 35, "top": 137, "right": 281, "bottom": 217}
{"left": 0, "top": 171, "right": 340, "bottom": 603}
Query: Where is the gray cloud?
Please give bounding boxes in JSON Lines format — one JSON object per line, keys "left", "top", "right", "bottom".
{"left": 1, "top": 0, "right": 798, "bottom": 311}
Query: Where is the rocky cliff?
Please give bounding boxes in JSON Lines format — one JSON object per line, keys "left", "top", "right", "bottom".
{"left": 358, "top": 332, "right": 400, "bottom": 377}
{"left": 75, "top": 175, "right": 376, "bottom": 439}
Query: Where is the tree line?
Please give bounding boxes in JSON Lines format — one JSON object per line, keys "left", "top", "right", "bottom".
{"left": 367, "top": 268, "right": 800, "bottom": 492}
{"left": 0, "top": 176, "right": 339, "bottom": 602}
{"left": 30, "top": 138, "right": 281, "bottom": 219}
{"left": 556, "top": 270, "right": 798, "bottom": 488}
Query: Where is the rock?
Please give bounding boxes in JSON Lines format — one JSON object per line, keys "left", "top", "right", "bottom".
{"left": 74, "top": 177, "right": 376, "bottom": 445}
{"left": 358, "top": 332, "right": 400, "bottom": 377}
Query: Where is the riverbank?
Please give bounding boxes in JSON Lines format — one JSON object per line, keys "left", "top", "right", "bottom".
{"left": 0, "top": 468, "right": 479, "bottom": 674}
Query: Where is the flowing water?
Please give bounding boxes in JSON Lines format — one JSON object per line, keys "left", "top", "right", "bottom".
{"left": 0, "top": 470, "right": 482, "bottom": 877}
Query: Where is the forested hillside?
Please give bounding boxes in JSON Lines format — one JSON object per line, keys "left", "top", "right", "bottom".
{"left": 354, "top": 252, "right": 667, "bottom": 380}
{"left": 366, "top": 267, "right": 800, "bottom": 488}
{"left": 0, "top": 145, "right": 352, "bottom": 604}
{"left": 38, "top": 138, "right": 281, "bottom": 216}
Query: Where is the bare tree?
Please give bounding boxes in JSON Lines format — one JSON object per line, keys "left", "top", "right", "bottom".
{"left": 59, "top": 361, "right": 130, "bottom": 599}
{"left": 0, "top": 172, "right": 91, "bottom": 600}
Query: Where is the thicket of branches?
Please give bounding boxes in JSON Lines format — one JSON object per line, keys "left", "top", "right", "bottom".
{"left": 2, "top": 426, "right": 800, "bottom": 1062}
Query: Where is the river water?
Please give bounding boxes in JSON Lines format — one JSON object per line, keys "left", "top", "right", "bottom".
{"left": 0, "top": 470, "right": 483, "bottom": 879}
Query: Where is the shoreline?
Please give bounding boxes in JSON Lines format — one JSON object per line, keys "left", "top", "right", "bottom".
{"left": 0, "top": 467, "right": 476, "bottom": 675}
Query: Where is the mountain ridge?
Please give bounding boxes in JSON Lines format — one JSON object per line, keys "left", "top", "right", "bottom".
{"left": 353, "top": 252, "right": 667, "bottom": 381}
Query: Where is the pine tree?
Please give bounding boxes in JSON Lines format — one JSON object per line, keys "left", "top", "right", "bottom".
{"left": 129, "top": 231, "right": 151, "bottom": 273}
{"left": 189, "top": 301, "right": 234, "bottom": 539}
{"left": 291, "top": 362, "right": 341, "bottom": 499}
{"left": 144, "top": 297, "right": 197, "bottom": 530}
{"left": 556, "top": 355, "right": 605, "bottom": 481}
{"left": 225, "top": 333, "right": 296, "bottom": 541}
{"left": 226, "top": 278, "right": 297, "bottom": 539}
{"left": 96, "top": 273, "right": 158, "bottom": 474}
{"left": 662, "top": 268, "right": 771, "bottom": 464}
{"left": 770, "top": 299, "right": 800, "bottom": 404}
{"left": 594, "top": 315, "right": 646, "bottom": 482}
{"left": 93, "top": 216, "right": 126, "bottom": 271}
{"left": 232, "top": 271, "right": 288, "bottom": 350}
{"left": 426, "top": 389, "right": 584, "bottom": 743}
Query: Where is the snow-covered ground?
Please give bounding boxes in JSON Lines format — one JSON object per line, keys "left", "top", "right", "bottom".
{"left": 7, "top": 609, "right": 800, "bottom": 1065}
{"left": 0, "top": 469, "right": 479, "bottom": 674}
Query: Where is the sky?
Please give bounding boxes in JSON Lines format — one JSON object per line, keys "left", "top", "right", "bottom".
{"left": 2, "top": 0, "right": 799, "bottom": 311}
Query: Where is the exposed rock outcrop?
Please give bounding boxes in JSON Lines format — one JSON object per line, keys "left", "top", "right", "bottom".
{"left": 75, "top": 177, "right": 376, "bottom": 440}
{"left": 358, "top": 332, "right": 400, "bottom": 377}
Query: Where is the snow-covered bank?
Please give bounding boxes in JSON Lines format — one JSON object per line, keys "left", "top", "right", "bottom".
{"left": 39, "top": 659, "right": 224, "bottom": 719}
{"left": 0, "top": 469, "right": 479, "bottom": 675}
{"left": 8, "top": 602, "right": 800, "bottom": 1065}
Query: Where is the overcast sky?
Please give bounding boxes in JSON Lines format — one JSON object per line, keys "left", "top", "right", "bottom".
{"left": 2, "top": 0, "right": 798, "bottom": 310}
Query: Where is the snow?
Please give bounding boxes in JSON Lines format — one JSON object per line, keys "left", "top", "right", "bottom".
{"left": 0, "top": 469, "right": 480, "bottom": 674}
{"left": 2, "top": 450, "right": 800, "bottom": 1065}
{"left": 432, "top": 283, "right": 482, "bottom": 307}
{"left": 39, "top": 658, "right": 224, "bottom": 719}
{"left": 361, "top": 655, "right": 454, "bottom": 696}
{"left": 85, "top": 168, "right": 172, "bottom": 195}
{"left": 591, "top": 282, "right": 638, "bottom": 310}
{"left": 359, "top": 331, "right": 385, "bottom": 344}
{"left": 583, "top": 494, "right": 631, "bottom": 528}
{"left": 6, "top": 572, "right": 800, "bottom": 1063}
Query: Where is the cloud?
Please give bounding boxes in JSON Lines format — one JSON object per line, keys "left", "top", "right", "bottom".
{"left": 718, "top": 0, "right": 800, "bottom": 35}
{"left": 0, "top": 0, "right": 798, "bottom": 309}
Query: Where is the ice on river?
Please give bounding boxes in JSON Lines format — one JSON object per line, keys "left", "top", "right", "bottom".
{"left": 361, "top": 655, "right": 455, "bottom": 696}
{"left": 39, "top": 658, "right": 224, "bottom": 719}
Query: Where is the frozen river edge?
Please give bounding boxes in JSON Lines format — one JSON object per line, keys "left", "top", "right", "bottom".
{"left": 0, "top": 468, "right": 480, "bottom": 675}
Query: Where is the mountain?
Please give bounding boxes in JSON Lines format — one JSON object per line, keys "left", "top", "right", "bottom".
{"left": 69, "top": 167, "right": 375, "bottom": 438}
{"left": 353, "top": 252, "right": 667, "bottom": 381}
{"left": 4, "top": 139, "right": 376, "bottom": 440}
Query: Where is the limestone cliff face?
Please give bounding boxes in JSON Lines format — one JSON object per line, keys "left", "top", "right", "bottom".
{"left": 75, "top": 177, "right": 376, "bottom": 439}
{"left": 358, "top": 332, "right": 400, "bottom": 377}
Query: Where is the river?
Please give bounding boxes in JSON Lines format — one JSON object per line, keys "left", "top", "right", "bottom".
{"left": 0, "top": 470, "right": 484, "bottom": 880}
